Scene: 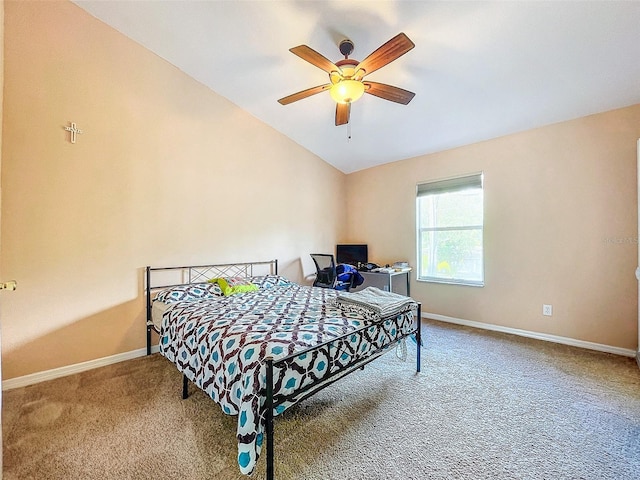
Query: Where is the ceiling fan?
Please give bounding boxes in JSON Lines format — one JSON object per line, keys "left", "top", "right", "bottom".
{"left": 278, "top": 33, "right": 416, "bottom": 126}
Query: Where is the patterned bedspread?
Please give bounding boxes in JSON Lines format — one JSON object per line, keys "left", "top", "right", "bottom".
{"left": 157, "top": 282, "right": 416, "bottom": 475}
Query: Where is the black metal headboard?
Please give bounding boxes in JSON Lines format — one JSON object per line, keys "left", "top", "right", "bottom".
{"left": 145, "top": 259, "right": 278, "bottom": 354}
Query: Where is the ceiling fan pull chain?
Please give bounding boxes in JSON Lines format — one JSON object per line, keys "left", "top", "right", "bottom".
{"left": 347, "top": 121, "right": 352, "bottom": 141}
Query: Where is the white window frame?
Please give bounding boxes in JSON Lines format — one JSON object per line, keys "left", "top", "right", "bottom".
{"left": 416, "top": 172, "right": 484, "bottom": 287}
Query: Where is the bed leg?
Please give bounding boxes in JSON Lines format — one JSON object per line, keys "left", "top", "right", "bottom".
{"left": 265, "top": 356, "right": 275, "bottom": 480}
{"left": 182, "top": 374, "right": 189, "bottom": 399}
{"left": 416, "top": 303, "right": 422, "bottom": 373}
{"left": 146, "top": 327, "right": 151, "bottom": 356}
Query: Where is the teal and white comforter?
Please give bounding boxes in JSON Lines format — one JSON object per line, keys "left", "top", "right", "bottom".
{"left": 157, "top": 282, "right": 416, "bottom": 475}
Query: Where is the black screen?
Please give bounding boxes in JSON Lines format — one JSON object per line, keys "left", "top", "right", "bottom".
{"left": 336, "top": 244, "right": 368, "bottom": 266}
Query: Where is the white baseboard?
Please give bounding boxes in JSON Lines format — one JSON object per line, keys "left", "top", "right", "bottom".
{"left": 424, "top": 312, "right": 637, "bottom": 358}
{"left": 2, "top": 345, "right": 160, "bottom": 391}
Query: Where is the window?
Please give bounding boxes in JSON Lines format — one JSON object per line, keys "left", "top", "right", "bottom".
{"left": 416, "top": 173, "right": 484, "bottom": 286}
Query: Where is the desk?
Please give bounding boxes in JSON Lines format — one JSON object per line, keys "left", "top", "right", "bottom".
{"left": 352, "top": 270, "right": 411, "bottom": 296}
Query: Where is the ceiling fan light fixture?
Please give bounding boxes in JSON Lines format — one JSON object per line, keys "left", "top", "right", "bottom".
{"left": 330, "top": 79, "right": 365, "bottom": 104}
{"left": 279, "top": 33, "right": 416, "bottom": 124}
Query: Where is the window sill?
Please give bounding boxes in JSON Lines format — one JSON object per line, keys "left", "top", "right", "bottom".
{"left": 416, "top": 277, "right": 484, "bottom": 287}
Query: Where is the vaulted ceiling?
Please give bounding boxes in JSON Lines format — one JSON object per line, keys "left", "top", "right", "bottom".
{"left": 74, "top": 1, "right": 640, "bottom": 173}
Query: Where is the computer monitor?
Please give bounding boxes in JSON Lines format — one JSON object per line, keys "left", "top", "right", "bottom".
{"left": 336, "top": 244, "right": 368, "bottom": 266}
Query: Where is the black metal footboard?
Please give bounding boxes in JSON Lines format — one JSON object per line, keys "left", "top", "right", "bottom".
{"left": 263, "top": 302, "right": 422, "bottom": 480}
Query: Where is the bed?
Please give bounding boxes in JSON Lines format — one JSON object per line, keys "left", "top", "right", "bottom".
{"left": 146, "top": 259, "right": 421, "bottom": 479}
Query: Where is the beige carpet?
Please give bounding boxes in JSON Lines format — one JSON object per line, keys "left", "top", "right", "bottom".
{"left": 3, "top": 320, "right": 640, "bottom": 480}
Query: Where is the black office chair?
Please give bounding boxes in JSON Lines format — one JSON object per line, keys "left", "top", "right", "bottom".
{"left": 310, "top": 254, "right": 355, "bottom": 291}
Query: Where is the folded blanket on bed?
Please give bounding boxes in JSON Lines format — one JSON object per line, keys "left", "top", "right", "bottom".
{"left": 335, "top": 287, "right": 414, "bottom": 318}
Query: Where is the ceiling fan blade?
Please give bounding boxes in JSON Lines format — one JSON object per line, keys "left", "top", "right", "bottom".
{"left": 278, "top": 84, "right": 332, "bottom": 105}
{"left": 364, "top": 81, "right": 415, "bottom": 105}
{"left": 355, "top": 33, "right": 415, "bottom": 79}
{"left": 335, "top": 102, "right": 351, "bottom": 126}
{"left": 290, "top": 45, "right": 341, "bottom": 74}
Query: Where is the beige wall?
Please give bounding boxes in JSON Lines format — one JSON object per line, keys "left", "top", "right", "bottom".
{"left": 2, "top": 0, "right": 638, "bottom": 382}
{"left": 0, "top": 1, "right": 346, "bottom": 379}
{"left": 346, "top": 105, "right": 640, "bottom": 350}
{"left": 1, "top": 0, "right": 5, "bottom": 472}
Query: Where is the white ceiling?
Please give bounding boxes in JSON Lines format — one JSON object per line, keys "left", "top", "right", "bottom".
{"left": 74, "top": 1, "right": 640, "bottom": 174}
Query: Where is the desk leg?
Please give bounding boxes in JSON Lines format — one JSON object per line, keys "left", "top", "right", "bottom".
{"left": 406, "top": 271, "right": 410, "bottom": 297}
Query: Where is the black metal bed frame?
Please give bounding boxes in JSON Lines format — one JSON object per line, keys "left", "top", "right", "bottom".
{"left": 145, "top": 259, "right": 421, "bottom": 480}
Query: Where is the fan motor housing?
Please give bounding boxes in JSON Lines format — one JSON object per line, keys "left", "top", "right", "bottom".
{"left": 339, "top": 39, "right": 354, "bottom": 57}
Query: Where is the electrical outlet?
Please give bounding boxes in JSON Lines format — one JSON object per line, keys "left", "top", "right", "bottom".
{"left": 0, "top": 280, "right": 17, "bottom": 291}
{"left": 543, "top": 304, "right": 553, "bottom": 316}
